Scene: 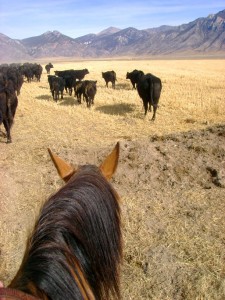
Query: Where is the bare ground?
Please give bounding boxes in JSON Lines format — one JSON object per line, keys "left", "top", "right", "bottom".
{"left": 0, "top": 59, "right": 225, "bottom": 299}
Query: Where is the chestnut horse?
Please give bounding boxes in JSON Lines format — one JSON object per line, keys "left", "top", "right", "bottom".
{"left": 0, "top": 143, "right": 122, "bottom": 300}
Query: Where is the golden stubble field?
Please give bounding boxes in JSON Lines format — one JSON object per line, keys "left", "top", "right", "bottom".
{"left": 0, "top": 59, "right": 225, "bottom": 299}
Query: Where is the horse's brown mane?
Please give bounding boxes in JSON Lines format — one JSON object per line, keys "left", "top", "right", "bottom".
{"left": 9, "top": 163, "right": 122, "bottom": 300}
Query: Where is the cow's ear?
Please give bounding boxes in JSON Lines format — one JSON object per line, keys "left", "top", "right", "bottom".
{"left": 48, "top": 148, "right": 75, "bottom": 182}
{"left": 99, "top": 142, "right": 119, "bottom": 180}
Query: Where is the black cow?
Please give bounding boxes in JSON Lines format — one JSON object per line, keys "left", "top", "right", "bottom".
{"left": 49, "top": 76, "right": 65, "bottom": 101}
{"left": 83, "top": 80, "right": 97, "bottom": 108}
{"left": 54, "top": 69, "right": 89, "bottom": 82}
{"left": 126, "top": 69, "right": 144, "bottom": 89}
{"left": 45, "top": 63, "right": 54, "bottom": 74}
{"left": 137, "top": 73, "right": 162, "bottom": 121}
{"left": 0, "top": 72, "right": 7, "bottom": 88}
{"left": 74, "top": 81, "right": 85, "bottom": 104}
{"left": 102, "top": 71, "right": 117, "bottom": 89}
{"left": 20, "top": 64, "right": 33, "bottom": 82}
{"left": 64, "top": 75, "right": 76, "bottom": 96}
{"left": 47, "top": 75, "right": 57, "bottom": 91}
{"left": 7, "top": 69, "right": 23, "bottom": 96}
{"left": 0, "top": 87, "right": 18, "bottom": 143}
{"left": 33, "top": 64, "right": 43, "bottom": 82}
{"left": 20, "top": 63, "right": 42, "bottom": 82}
{"left": 54, "top": 70, "right": 73, "bottom": 78}
{"left": 73, "top": 69, "right": 89, "bottom": 81}
{"left": 0, "top": 65, "right": 24, "bottom": 95}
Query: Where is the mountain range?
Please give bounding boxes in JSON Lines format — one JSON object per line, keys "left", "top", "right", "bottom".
{"left": 0, "top": 9, "right": 225, "bottom": 62}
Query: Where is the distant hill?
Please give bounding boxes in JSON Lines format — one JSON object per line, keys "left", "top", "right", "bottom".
{"left": 0, "top": 33, "right": 31, "bottom": 61}
{"left": 0, "top": 10, "right": 225, "bottom": 62}
{"left": 97, "top": 27, "right": 121, "bottom": 36}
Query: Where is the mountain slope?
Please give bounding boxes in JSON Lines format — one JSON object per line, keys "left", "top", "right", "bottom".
{"left": 20, "top": 30, "right": 86, "bottom": 58}
{"left": 0, "top": 33, "right": 31, "bottom": 62}
{"left": 0, "top": 9, "right": 224, "bottom": 62}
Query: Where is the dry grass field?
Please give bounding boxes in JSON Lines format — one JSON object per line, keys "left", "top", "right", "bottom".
{"left": 0, "top": 59, "right": 225, "bottom": 299}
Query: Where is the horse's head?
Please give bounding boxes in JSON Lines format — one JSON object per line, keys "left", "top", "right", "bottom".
{"left": 48, "top": 142, "right": 120, "bottom": 182}
{"left": 8, "top": 142, "right": 121, "bottom": 300}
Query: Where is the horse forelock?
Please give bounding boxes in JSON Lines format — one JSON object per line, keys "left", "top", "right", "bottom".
{"left": 9, "top": 164, "right": 122, "bottom": 300}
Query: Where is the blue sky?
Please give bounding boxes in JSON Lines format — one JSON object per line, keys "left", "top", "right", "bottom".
{"left": 0, "top": 0, "right": 224, "bottom": 39}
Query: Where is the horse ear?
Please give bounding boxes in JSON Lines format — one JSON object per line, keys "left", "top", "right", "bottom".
{"left": 48, "top": 148, "right": 75, "bottom": 182}
{"left": 99, "top": 142, "right": 119, "bottom": 180}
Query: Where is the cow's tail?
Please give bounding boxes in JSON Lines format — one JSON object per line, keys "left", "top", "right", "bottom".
{"left": 0, "top": 111, "right": 3, "bottom": 125}
{"left": 149, "top": 78, "right": 156, "bottom": 107}
{"left": 6, "top": 97, "right": 14, "bottom": 125}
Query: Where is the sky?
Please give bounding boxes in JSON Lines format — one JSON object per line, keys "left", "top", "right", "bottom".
{"left": 0, "top": 0, "right": 225, "bottom": 40}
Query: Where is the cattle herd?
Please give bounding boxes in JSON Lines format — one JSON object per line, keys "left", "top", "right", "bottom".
{"left": 0, "top": 62, "right": 162, "bottom": 143}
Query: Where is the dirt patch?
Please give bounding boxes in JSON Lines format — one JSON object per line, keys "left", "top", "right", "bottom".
{"left": 116, "top": 125, "right": 225, "bottom": 299}
{"left": 115, "top": 124, "right": 225, "bottom": 193}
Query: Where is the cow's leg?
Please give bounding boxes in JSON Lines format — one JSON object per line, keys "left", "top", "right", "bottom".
{"left": 77, "top": 93, "right": 81, "bottom": 104}
{"left": 88, "top": 97, "right": 91, "bottom": 108}
{"left": 54, "top": 91, "right": 58, "bottom": 101}
{"left": 61, "top": 91, "right": 63, "bottom": 99}
{"left": 143, "top": 101, "right": 148, "bottom": 117}
{"left": 84, "top": 95, "right": 89, "bottom": 108}
{"left": 151, "top": 105, "right": 157, "bottom": 121}
{"left": 3, "top": 119, "right": 11, "bottom": 143}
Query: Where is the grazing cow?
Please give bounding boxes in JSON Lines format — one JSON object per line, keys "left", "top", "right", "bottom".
{"left": 0, "top": 87, "right": 18, "bottom": 143}
{"left": 64, "top": 75, "right": 76, "bottom": 96}
{"left": 47, "top": 75, "right": 57, "bottom": 91}
{"left": 48, "top": 74, "right": 66, "bottom": 101}
{"left": 55, "top": 69, "right": 89, "bottom": 82}
{"left": 45, "top": 63, "right": 54, "bottom": 74}
{"left": 137, "top": 73, "right": 162, "bottom": 121}
{"left": 126, "top": 69, "right": 144, "bottom": 89}
{"left": 54, "top": 70, "right": 73, "bottom": 78}
{"left": 0, "top": 65, "right": 24, "bottom": 95}
{"left": 0, "top": 72, "right": 7, "bottom": 87}
{"left": 51, "top": 77, "right": 65, "bottom": 101}
{"left": 102, "top": 71, "right": 117, "bottom": 89}
{"left": 33, "top": 64, "right": 43, "bottom": 82}
{"left": 83, "top": 80, "right": 97, "bottom": 107}
{"left": 74, "top": 81, "right": 85, "bottom": 103}
{"left": 7, "top": 69, "right": 24, "bottom": 96}
{"left": 73, "top": 68, "right": 89, "bottom": 81}
{"left": 20, "top": 64, "right": 33, "bottom": 82}
{"left": 20, "top": 63, "right": 41, "bottom": 82}
{"left": 13, "top": 72, "right": 23, "bottom": 96}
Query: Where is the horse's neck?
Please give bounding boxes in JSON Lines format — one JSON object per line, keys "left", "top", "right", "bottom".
{"left": 0, "top": 287, "right": 40, "bottom": 300}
